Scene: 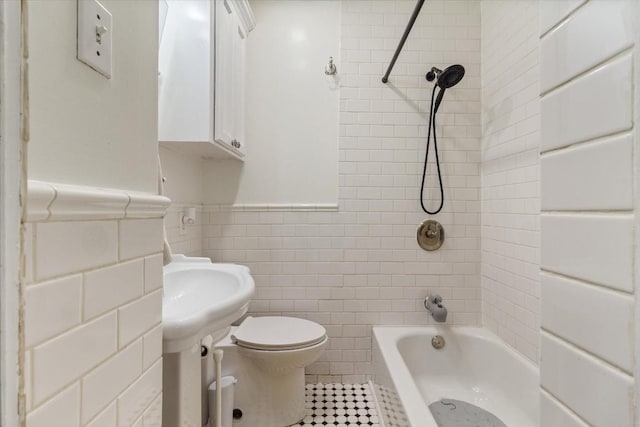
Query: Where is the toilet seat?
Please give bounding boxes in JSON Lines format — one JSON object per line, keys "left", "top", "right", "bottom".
{"left": 232, "top": 316, "right": 327, "bottom": 351}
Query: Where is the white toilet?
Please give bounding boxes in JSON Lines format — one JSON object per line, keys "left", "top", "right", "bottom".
{"left": 206, "top": 315, "right": 327, "bottom": 426}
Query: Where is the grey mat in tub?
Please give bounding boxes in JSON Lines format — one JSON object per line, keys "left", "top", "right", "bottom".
{"left": 429, "top": 399, "right": 507, "bottom": 427}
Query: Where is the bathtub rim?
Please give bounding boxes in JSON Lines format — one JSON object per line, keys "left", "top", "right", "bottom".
{"left": 372, "top": 325, "right": 540, "bottom": 427}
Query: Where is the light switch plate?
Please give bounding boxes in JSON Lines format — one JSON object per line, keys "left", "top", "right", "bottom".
{"left": 77, "top": 0, "right": 112, "bottom": 78}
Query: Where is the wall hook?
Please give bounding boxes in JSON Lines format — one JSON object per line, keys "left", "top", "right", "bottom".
{"left": 325, "top": 57, "right": 337, "bottom": 75}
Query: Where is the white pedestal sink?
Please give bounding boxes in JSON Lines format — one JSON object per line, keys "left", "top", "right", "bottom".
{"left": 162, "top": 255, "right": 255, "bottom": 427}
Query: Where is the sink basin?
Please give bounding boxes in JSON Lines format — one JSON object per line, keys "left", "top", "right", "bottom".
{"left": 162, "top": 255, "right": 255, "bottom": 353}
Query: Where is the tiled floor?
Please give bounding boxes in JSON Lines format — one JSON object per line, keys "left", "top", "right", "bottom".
{"left": 292, "top": 383, "right": 381, "bottom": 426}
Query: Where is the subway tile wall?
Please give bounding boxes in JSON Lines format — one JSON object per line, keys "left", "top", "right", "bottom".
{"left": 164, "top": 205, "right": 204, "bottom": 257}
{"left": 480, "top": 1, "right": 540, "bottom": 363}
{"left": 538, "top": 0, "right": 637, "bottom": 425}
{"left": 24, "top": 216, "right": 164, "bottom": 426}
{"left": 195, "top": 0, "right": 482, "bottom": 383}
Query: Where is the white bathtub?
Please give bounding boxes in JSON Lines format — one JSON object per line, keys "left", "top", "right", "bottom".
{"left": 372, "top": 326, "right": 539, "bottom": 427}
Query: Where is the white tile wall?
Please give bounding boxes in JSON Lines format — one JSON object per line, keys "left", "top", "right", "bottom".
{"left": 538, "top": 0, "right": 586, "bottom": 36}
{"left": 144, "top": 254, "right": 164, "bottom": 293}
{"left": 540, "top": 53, "right": 633, "bottom": 152}
{"left": 164, "top": 205, "right": 204, "bottom": 257}
{"left": 539, "top": 0, "right": 638, "bottom": 424}
{"left": 118, "top": 290, "right": 163, "bottom": 348}
{"left": 541, "top": 214, "right": 634, "bottom": 291}
{"left": 86, "top": 403, "right": 117, "bottom": 427}
{"left": 26, "top": 382, "right": 81, "bottom": 427}
{"left": 142, "top": 395, "right": 163, "bottom": 426}
{"left": 480, "top": 0, "right": 540, "bottom": 363}
{"left": 119, "top": 219, "right": 165, "bottom": 260}
{"left": 171, "top": 0, "right": 484, "bottom": 382}
{"left": 81, "top": 341, "right": 143, "bottom": 423}
{"left": 143, "top": 325, "right": 164, "bottom": 370}
{"left": 541, "top": 332, "right": 634, "bottom": 427}
{"left": 83, "top": 259, "right": 144, "bottom": 321}
{"left": 34, "top": 221, "right": 119, "bottom": 281}
{"left": 540, "top": 0, "right": 634, "bottom": 92}
{"left": 25, "top": 275, "right": 82, "bottom": 347}
{"left": 25, "top": 205, "right": 164, "bottom": 425}
{"left": 541, "top": 134, "right": 633, "bottom": 210}
{"left": 32, "top": 312, "right": 118, "bottom": 404}
{"left": 117, "top": 360, "right": 163, "bottom": 426}
{"left": 540, "top": 391, "right": 589, "bottom": 427}
{"left": 541, "top": 273, "right": 634, "bottom": 372}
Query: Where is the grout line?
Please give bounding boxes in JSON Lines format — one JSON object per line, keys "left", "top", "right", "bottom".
{"left": 540, "top": 329, "right": 634, "bottom": 377}
{"left": 540, "top": 210, "right": 634, "bottom": 217}
{"left": 28, "top": 380, "right": 82, "bottom": 418}
{"left": 540, "top": 47, "right": 634, "bottom": 98}
{"left": 539, "top": 0, "right": 588, "bottom": 40}
{"left": 540, "top": 269, "right": 634, "bottom": 297}
{"left": 539, "top": 129, "right": 634, "bottom": 157}
{"left": 539, "top": 387, "right": 591, "bottom": 427}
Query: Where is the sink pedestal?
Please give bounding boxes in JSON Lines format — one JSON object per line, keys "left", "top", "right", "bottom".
{"left": 162, "top": 256, "right": 255, "bottom": 426}
{"left": 163, "top": 345, "right": 201, "bottom": 427}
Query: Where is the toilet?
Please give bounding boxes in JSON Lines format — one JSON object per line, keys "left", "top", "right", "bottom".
{"left": 205, "top": 316, "right": 327, "bottom": 426}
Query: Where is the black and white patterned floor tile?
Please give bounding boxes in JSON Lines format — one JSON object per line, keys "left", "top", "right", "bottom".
{"left": 291, "top": 383, "right": 381, "bottom": 426}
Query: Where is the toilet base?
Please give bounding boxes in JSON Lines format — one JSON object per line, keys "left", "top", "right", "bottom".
{"left": 205, "top": 330, "right": 326, "bottom": 427}
{"left": 256, "top": 366, "right": 306, "bottom": 426}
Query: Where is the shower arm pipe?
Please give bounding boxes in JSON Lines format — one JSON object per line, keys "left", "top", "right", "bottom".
{"left": 381, "top": 0, "right": 426, "bottom": 84}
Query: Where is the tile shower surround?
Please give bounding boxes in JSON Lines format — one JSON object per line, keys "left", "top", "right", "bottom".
{"left": 24, "top": 181, "right": 168, "bottom": 426}
{"left": 480, "top": 0, "right": 541, "bottom": 363}
{"left": 538, "top": 0, "right": 638, "bottom": 425}
{"left": 166, "top": 0, "right": 484, "bottom": 383}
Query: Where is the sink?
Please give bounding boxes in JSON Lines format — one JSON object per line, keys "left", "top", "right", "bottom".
{"left": 162, "top": 255, "right": 255, "bottom": 353}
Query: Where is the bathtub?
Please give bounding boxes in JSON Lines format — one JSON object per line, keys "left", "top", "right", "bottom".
{"left": 372, "top": 326, "right": 539, "bottom": 427}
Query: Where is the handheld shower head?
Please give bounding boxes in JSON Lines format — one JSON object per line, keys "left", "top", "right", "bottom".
{"left": 420, "top": 63, "right": 466, "bottom": 215}
{"left": 426, "top": 64, "right": 465, "bottom": 113}
{"left": 438, "top": 64, "right": 465, "bottom": 88}
{"left": 425, "top": 64, "right": 466, "bottom": 89}
{"left": 434, "top": 87, "right": 446, "bottom": 114}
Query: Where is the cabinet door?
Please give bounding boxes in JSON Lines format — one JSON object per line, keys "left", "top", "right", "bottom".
{"left": 231, "top": 24, "right": 246, "bottom": 155}
{"left": 159, "top": 0, "right": 212, "bottom": 142}
{"left": 214, "top": 0, "right": 235, "bottom": 147}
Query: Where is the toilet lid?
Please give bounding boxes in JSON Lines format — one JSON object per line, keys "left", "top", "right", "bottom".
{"left": 232, "top": 316, "right": 327, "bottom": 351}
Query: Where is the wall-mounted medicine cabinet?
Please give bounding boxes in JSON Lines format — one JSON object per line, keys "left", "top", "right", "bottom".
{"left": 158, "top": 0, "right": 255, "bottom": 160}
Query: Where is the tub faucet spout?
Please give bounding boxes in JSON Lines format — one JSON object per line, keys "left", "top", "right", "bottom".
{"left": 425, "top": 295, "right": 447, "bottom": 322}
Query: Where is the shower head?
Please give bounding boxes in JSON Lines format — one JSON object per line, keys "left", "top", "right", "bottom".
{"left": 426, "top": 64, "right": 466, "bottom": 89}
{"left": 426, "top": 64, "right": 465, "bottom": 114}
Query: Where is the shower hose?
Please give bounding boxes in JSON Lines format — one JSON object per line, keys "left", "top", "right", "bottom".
{"left": 420, "top": 84, "right": 444, "bottom": 215}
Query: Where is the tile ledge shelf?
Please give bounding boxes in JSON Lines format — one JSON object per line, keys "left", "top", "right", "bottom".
{"left": 27, "top": 180, "right": 171, "bottom": 222}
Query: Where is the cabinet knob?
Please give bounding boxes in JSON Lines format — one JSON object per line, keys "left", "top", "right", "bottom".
{"left": 231, "top": 139, "right": 241, "bottom": 149}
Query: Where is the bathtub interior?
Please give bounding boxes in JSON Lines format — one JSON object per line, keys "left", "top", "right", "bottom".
{"left": 373, "top": 327, "right": 539, "bottom": 427}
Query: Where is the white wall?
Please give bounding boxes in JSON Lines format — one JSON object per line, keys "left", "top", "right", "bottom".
{"left": 538, "top": 0, "right": 637, "bottom": 425}
{"left": 480, "top": 1, "right": 540, "bottom": 363}
{"left": 201, "top": 0, "right": 482, "bottom": 383}
{"left": 25, "top": 1, "right": 164, "bottom": 425}
{"left": 159, "top": 146, "right": 204, "bottom": 205}
{"left": 27, "top": 0, "right": 159, "bottom": 193}
{"left": 159, "top": 145, "right": 205, "bottom": 256}
{"left": 202, "top": 0, "right": 340, "bottom": 205}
